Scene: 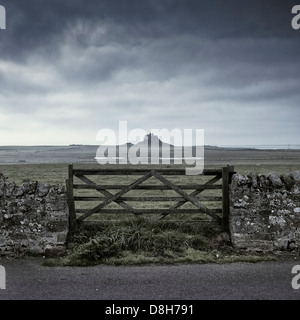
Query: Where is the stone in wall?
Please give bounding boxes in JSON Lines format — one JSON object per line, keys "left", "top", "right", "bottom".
{"left": 229, "top": 171, "right": 300, "bottom": 251}
{"left": 0, "top": 179, "right": 68, "bottom": 257}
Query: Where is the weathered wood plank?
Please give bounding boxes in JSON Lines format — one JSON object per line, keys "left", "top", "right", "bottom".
{"left": 65, "top": 165, "right": 231, "bottom": 225}
{"left": 81, "top": 219, "right": 220, "bottom": 226}
{"left": 74, "top": 196, "right": 223, "bottom": 202}
{"left": 76, "top": 208, "right": 223, "bottom": 214}
{"left": 151, "top": 170, "right": 222, "bottom": 222}
{"left": 73, "top": 168, "right": 223, "bottom": 176}
{"left": 222, "top": 166, "right": 230, "bottom": 232}
{"left": 73, "top": 184, "right": 222, "bottom": 190}
{"left": 76, "top": 174, "right": 136, "bottom": 213}
{"left": 77, "top": 171, "right": 154, "bottom": 222}
{"left": 228, "top": 165, "right": 236, "bottom": 183}
{"left": 66, "top": 164, "right": 77, "bottom": 230}
{"left": 157, "top": 174, "right": 223, "bottom": 220}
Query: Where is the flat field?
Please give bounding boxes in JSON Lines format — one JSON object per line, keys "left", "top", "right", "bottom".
{"left": 0, "top": 145, "right": 299, "bottom": 184}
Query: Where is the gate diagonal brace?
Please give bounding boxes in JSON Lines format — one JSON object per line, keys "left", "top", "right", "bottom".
{"left": 75, "top": 174, "right": 137, "bottom": 213}
{"left": 151, "top": 170, "right": 222, "bottom": 222}
{"left": 157, "top": 174, "right": 222, "bottom": 220}
{"left": 77, "top": 171, "right": 154, "bottom": 222}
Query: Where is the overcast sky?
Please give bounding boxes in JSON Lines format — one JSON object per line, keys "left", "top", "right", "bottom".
{"left": 0, "top": 0, "right": 299, "bottom": 146}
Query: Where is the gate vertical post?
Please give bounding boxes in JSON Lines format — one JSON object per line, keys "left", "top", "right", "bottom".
{"left": 66, "top": 163, "right": 77, "bottom": 231}
{"left": 222, "top": 165, "right": 230, "bottom": 232}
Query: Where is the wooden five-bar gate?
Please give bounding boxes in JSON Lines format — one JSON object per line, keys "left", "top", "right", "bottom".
{"left": 66, "top": 164, "right": 235, "bottom": 231}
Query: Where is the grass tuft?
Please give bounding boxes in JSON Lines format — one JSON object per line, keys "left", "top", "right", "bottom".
{"left": 43, "top": 218, "right": 278, "bottom": 267}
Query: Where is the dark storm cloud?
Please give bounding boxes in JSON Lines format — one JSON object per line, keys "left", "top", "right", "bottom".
{"left": 2, "top": 0, "right": 299, "bottom": 59}
{"left": 0, "top": 0, "right": 300, "bottom": 145}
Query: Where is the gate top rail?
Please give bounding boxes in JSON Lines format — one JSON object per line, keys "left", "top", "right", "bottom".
{"left": 71, "top": 167, "right": 229, "bottom": 176}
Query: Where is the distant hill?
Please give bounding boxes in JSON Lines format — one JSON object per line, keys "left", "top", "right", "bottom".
{"left": 134, "top": 133, "right": 175, "bottom": 148}
{"left": 95, "top": 133, "right": 203, "bottom": 160}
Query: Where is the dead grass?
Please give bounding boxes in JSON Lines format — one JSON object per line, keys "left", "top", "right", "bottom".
{"left": 43, "top": 218, "right": 279, "bottom": 267}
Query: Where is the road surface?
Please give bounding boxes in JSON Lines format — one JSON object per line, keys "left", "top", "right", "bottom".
{"left": 0, "top": 257, "right": 299, "bottom": 300}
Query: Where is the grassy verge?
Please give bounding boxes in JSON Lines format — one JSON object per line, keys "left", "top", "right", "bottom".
{"left": 43, "top": 218, "right": 278, "bottom": 267}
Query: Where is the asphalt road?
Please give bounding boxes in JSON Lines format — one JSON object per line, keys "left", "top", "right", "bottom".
{"left": 0, "top": 257, "right": 299, "bottom": 301}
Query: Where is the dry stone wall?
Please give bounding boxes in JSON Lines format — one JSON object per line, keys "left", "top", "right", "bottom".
{"left": 229, "top": 171, "right": 300, "bottom": 251}
{"left": 1, "top": 169, "right": 300, "bottom": 257}
{"left": 0, "top": 178, "right": 68, "bottom": 257}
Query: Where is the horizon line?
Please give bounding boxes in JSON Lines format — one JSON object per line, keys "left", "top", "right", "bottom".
{"left": 0, "top": 143, "right": 300, "bottom": 149}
